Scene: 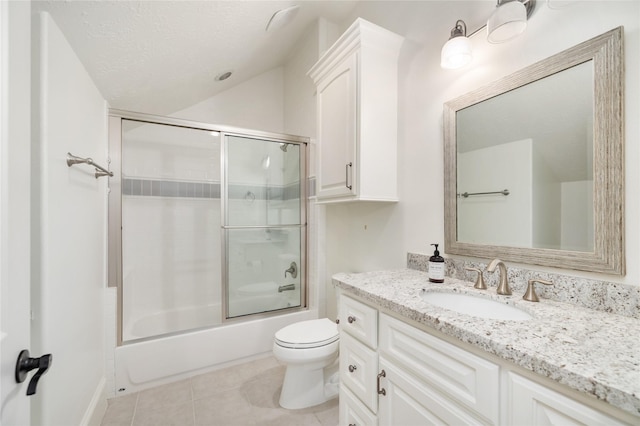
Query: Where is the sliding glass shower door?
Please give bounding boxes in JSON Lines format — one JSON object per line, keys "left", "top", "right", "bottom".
{"left": 224, "top": 135, "right": 305, "bottom": 319}
{"left": 114, "top": 113, "right": 307, "bottom": 343}
{"left": 120, "top": 120, "right": 222, "bottom": 342}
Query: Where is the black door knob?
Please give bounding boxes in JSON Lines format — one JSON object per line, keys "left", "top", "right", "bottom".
{"left": 15, "top": 349, "right": 52, "bottom": 396}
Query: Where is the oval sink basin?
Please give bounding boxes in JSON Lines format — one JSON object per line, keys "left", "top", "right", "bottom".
{"left": 421, "top": 291, "right": 533, "bottom": 321}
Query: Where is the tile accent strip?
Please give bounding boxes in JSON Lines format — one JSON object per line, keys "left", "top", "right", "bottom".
{"left": 122, "top": 178, "right": 303, "bottom": 201}
{"left": 123, "top": 178, "right": 220, "bottom": 199}
{"left": 407, "top": 252, "right": 640, "bottom": 319}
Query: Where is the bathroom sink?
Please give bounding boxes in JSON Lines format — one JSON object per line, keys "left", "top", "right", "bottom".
{"left": 421, "top": 291, "right": 532, "bottom": 321}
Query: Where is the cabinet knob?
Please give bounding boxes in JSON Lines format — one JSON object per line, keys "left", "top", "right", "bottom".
{"left": 347, "top": 316, "right": 356, "bottom": 324}
{"left": 335, "top": 318, "right": 340, "bottom": 324}
{"left": 348, "top": 364, "right": 357, "bottom": 373}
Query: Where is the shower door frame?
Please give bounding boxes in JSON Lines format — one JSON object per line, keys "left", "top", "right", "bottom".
{"left": 108, "top": 109, "right": 309, "bottom": 346}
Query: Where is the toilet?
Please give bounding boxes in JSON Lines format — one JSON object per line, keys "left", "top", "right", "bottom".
{"left": 273, "top": 318, "right": 340, "bottom": 409}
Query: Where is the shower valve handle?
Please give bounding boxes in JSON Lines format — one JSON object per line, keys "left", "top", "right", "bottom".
{"left": 284, "top": 261, "right": 298, "bottom": 279}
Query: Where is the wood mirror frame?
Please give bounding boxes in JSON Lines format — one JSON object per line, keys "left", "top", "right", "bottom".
{"left": 443, "top": 27, "right": 624, "bottom": 275}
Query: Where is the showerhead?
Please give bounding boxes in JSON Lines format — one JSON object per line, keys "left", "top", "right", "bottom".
{"left": 279, "top": 143, "right": 289, "bottom": 152}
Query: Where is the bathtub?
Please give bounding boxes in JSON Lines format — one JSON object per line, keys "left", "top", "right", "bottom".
{"left": 114, "top": 308, "right": 318, "bottom": 394}
{"left": 122, "top": 282, "right": 297, "bottom": 341}
{"left": 123, "top": 304, "right": 223, "bottom": 342}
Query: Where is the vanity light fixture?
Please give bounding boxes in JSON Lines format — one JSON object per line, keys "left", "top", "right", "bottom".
{"left": 441, "top": 0, "right": 536, "bottom": 69}
{"left": 487, "top": 0, "right": 536, "bottom": 44}
{"left": 440, "top": 20, "right": 473, "bottom": 70}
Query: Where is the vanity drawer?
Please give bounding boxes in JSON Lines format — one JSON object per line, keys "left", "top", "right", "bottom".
{"left": 379, "top": 313, "right": 500, "bottom": 424}
{"left": 340, "top": 295, "right": 378, "bottom": 348}
{"left": 340, "top": 331, "right": 379, "bottom": 414}
{"left": 339, "top": 386, "right": 377, "bottom": 426}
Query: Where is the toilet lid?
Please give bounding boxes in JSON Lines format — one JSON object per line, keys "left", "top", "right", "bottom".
{"left": 275, "top": 318, "right": 339, "bottom": 349}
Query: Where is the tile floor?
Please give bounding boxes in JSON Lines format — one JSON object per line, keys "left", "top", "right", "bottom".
{"left": 100, "top": 356, "right": 338, "bottom": 426}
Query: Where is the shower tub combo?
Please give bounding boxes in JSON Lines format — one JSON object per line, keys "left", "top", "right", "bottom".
{"left": 108, "top": 111, "right": 315, "bottom": 393}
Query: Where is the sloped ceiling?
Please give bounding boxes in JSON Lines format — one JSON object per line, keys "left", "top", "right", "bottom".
{"left": 32, "top": 1, "right": 360, "bottom": 115}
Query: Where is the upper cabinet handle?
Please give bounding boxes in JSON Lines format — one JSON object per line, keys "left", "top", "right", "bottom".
{"left": 345, "top": 162, "right": 353, "bottom": 190}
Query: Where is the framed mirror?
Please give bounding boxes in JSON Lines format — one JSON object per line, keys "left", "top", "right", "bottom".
{"left": 444, "top": 27, "right": 624, "bottom": 275}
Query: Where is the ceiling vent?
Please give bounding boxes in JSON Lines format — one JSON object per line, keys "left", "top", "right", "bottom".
{"left": 265, "top": 5, "right": 300, "bottom": 32}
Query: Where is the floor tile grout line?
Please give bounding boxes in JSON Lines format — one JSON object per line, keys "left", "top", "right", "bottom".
{"left": 130, "top": 392, "right": 139, "bottom": 426}
{"left": 190, "top": 377, "right": 197, "bottom": 426}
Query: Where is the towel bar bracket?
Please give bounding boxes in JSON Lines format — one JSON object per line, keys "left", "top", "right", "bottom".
{"left": 66, "top": 152, "right": 113, "bottom": 179}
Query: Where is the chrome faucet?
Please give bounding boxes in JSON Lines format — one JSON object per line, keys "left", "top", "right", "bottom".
{"left": 486, "top": 259, "right": 511, "bottom": 295}
{"left": 284, "top": 261, "right": 298, "bottom": 279}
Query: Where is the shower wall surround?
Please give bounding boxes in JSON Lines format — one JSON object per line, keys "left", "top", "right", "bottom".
{"left": 408, "top": 253, "right": 640, "bottom": 319}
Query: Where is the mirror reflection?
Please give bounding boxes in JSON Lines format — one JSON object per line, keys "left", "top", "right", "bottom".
{"left": 443, "top": 27, "right": 624, "bottom": 275}
{"left": 456, "top": 61, "right": 594, "bottom": 252}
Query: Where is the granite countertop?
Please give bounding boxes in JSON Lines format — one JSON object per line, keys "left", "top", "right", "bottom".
{"left": 332, "top": 269, "right": 640, "bottom": 418}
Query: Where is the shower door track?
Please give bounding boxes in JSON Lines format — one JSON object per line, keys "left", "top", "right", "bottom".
{"left": 222, "top": 225, "right": 305, "bottom": 229}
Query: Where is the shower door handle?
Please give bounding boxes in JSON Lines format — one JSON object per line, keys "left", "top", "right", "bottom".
{"left": 15, "top": 349, "right": 53, "bottom": 396}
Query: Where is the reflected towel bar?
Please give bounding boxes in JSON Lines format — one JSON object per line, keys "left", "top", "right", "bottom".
{"left": 66, "top": 152, "right": 113, "bottom": 179}
{"left": 458, "top": 189, "right": 509, "bottom": 198}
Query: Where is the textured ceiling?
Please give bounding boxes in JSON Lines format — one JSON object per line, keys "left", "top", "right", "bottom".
{"left": 33, "top": 1, "right": 359, "bottom": 115}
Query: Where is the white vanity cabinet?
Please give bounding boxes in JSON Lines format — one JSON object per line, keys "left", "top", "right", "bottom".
{"left": 338, "top": 294, "right": 497, "bottom": 425}
{"left": 504, "top": 372, "right": 627, "bottom": 426}
{"left": 337, "top": 293, "right": 633, "bottom": 426}
{"left": 308, "top": 18, "right": 403, "bottom": 203}
{"left": 379, "top": 313, "right": 499, "bottom": 424}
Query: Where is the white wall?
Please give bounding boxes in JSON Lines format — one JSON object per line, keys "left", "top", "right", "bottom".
{"left": 320, "top": 1, "right": 639, "bottom": 303}
{"left": 171, "top": 67, "right": 285, "bottom": 134}
{"left": 283, "top": 21, "right": 319, "bottom": 139}
{"left": 532, "top": 145, "right": 562, "bottom": 250}
{"left": 561, "top": 180, "right": 594, "bottom": 252}
{"left": 282, "top": 19, "right": 335, "bottom": 318}
{"left": 457, "top": 139, "right": 533, "bottom": 247}
{"left": 31, "top": 12, "right": 108, "bottom": 426}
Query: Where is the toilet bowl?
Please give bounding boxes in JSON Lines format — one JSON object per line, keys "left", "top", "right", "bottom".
{"left": 273, "top": 318, "right": 339, "bottom": 409}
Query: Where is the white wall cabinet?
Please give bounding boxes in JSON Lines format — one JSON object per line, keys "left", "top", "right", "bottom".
{"left": 338, "top": 293, "right": 632, "bottom": 426}
{"left": 308, "top": 18, "right": 403, "bottom": 203}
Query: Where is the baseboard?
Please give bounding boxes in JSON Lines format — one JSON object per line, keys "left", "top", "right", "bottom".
{"left": 80, "top": 376, "right": 107, "bottom": 426}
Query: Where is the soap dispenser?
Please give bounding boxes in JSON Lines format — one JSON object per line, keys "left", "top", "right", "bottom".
{"left": 428, "top": 243, "right": 445, "bottom": 283}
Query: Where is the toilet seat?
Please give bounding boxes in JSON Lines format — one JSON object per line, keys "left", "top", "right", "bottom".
{"left": 275, "top": 318, "right": 339, "bottom": 349}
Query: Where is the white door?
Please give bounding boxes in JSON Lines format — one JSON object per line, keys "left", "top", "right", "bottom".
{"left": 1, "top": 1, "right": 35, "bottom": 425}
